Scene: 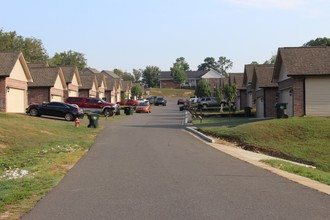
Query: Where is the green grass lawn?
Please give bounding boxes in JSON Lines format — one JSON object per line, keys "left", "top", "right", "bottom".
{"left": 193, "top": 117, "right": 330, "bottom": 173}
{"left": 0, "top": 113, "right": 111, "bottom": 219}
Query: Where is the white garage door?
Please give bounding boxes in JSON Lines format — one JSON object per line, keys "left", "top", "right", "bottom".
{"left": 280, "top": 89, "right": 293, "bottom": 117}
{"left": 305, "top": 78, "right": 330, "bottom": 116}
{"left": 256, "top": 97, "right": 264, "bottom": 118}
{"left": 51, "top": 95, "right": 62, "bottom": 102}
{"left": 7, "top": 88, "right": 25, "bottom": 113}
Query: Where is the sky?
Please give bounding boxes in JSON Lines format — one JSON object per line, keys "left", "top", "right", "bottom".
{"left": 1, "top": 0, "right": 329, "bottom": 73}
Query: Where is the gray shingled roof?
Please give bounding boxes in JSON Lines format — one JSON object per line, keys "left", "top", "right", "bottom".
{"left": 101, "top": 70, "right": 120, "bottom": 79}
{"left": 252, "top": 65, "right": 277, "bottom": 89}
{"left": 0, "top": 52, "right": 22, "bottom": 76}
{"left": 61, "top": 66, "right": 76, "bottom": 83}
{"left": 273, "top": 46, "right": 330, "bottom": 80}
{"left": 80, "top": 74, "right": 97, "bottom": 89}
{"left": 159, "top": 70, "right": 206, "bottom": 80}
{"left": 28, "top": 67, "right": 62, "bottom": 87}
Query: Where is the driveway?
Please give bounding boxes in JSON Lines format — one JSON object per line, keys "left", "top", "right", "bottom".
{"left": 23, "top": 98, "right": 330, "bottom": 220}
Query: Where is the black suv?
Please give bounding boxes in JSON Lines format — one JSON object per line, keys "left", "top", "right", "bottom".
{"left": 155, "top": 97, "right": 167, "bottom": 106}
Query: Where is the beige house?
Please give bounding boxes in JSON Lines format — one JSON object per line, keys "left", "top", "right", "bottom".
{"left": 61, "top": 66, "right": 82, "bottom": 99}
{"left": 101, "top": 70, "right": 122, "bottom": 102}
{"left": 0, "top": 52, "right": 33, "bottom": 113}
{"left": 28, "top": 66, "right": 67, "bottom": 104}
{"left": 79, "top": 74, "right": 98, "bottom": 97}
{"left": 272, "top": 46, "right": 330, "bottom": 116}
{"left": 82, "top": 68, "right": 107, "bottom": 99}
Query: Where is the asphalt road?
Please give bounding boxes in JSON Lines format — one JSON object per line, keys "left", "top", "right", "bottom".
{"left": 22, "top": 98, "right": 330, "bottom": 220}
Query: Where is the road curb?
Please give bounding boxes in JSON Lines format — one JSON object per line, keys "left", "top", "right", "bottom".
{"left": 185, "top": 126, "right": 215, "bottom": 143}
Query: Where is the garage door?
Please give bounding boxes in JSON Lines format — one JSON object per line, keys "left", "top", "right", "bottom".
{"left": 256, "top": 97, "right": 264, "bottom": 118}
{"left": 305, "top": 78, "right": 330, "bottom": 116}
{"left": 7, "top": 88, "right": 25, "bottom": 113}
{"left": 280, "top": 89, "right": 293, "bottom": 117}
{"left": 51, "top": 95, "right": 62, "bottom": 102}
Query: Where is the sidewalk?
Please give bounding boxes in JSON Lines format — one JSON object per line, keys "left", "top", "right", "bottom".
{"left": 184, "top": 125, "right": 330, "bottom": 196}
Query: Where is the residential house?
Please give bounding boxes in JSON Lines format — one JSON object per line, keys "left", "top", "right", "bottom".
{"left": 122, "top": 81, "right": 133, "bottom": 99}
{"left": 79, "top": 74, "right": 98, "bottom": 97}
{"left": 101, "top": 70, "right": 122, "bottom": 102}
{"left": 61, "top": 66, "right": 82, "bottom": 99}
{"left": 242, "top": 64, "right": 257, "bottom": 109}
{"left": 0, "top": 52, "right": 33, "bottom": 113}
{"left": 272, "top": 46, "right": 330, "bottom": 116}
{"left": 28, "top": 66, "right": 67, "bottom": 104}
{"left": 159, "top": 70, "right": 224, "bottom": 89}
{"left": 82, "top": 68, "right": 106, "bottom": 99}
{"left": 251, "top": 65, "right": 278, "bottom": 118}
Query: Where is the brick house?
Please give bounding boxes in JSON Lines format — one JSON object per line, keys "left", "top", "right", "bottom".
{"left": 27, "top": 66, "right": 67, "bottom": 104}
{"left": 159, "top": 69, "right": 223, "bottom": 89}
{"left": 272, "top": 46, "right": 330, "bottom": 116}
{"left": 251, "top": 65, "right": 278, "bottom": 118}
{"left": 0, "top": 52, "right": 33, "bottom": 113}
{"left": 61, "top": 66, "right": 82, "bottom": 99}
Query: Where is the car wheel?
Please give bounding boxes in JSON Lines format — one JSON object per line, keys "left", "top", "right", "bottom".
{"left": 104, "top": 109, "right": 114, "bottom": 117}
{"left": 29, "top": 108, "right": 39, "bottom": 116}
{"left": 64, "top": 113, "right": 74, "bottom": 121}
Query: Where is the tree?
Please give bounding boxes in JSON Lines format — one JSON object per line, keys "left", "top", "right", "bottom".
{"left": 223, "top": 84, "right": 237, "bottom": 120}
{"left": 0, "top": 29, "right": 48, "bottom": 63}
{"left": 214, "top": 88, "right": 224, "bottom": 112}
{"left": 113, "top": 69, "right": 135, "bottom": 81}
{"left": 303, "top": 37, "right": 330, "bottom": 47}
{"left": 195, "top": 79, "right": 211, "bottom": 98}
{"left": 131, "top": 84, "right": 143, "bottom": 98}
{"left": 132, "top": 69, "right": 143, "bottom": 83}
{"left": 217, "top": 56, "right": 233, "bottom": 78}
{"left": 142, "top": 66, "right": 160, "bottom": 88}
{"left": 197, "top": 57, "right": 219, "bottom": 71}
{"left": 263, "top": 55, "right": 276, "bottom": 64}
{"left": 170, "top": 57, "right": 188, "bottom": 86}
{"left": 49, "top": 50, "right": 87, "bottom": 70}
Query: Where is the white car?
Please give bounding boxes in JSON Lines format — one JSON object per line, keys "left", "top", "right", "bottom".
{"left": 137, "top": 98, "right": 149, "bottom": 104}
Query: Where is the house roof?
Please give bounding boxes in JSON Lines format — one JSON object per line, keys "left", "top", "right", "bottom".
{"left": 83, "top": 67, "right": 100, "bottom": 74}
{"left": 79, "top": 74, "right": 98, "bottom": 90}
{"left": 0, "top": 52, "right": 33, "bottom": 81}
{"left": 101, "top": 70, "right": 121, "bottom": 79}
{"left": 105, "top": 77, "right": 117, "bottom": 90}
{"left": 28, "top": 66, "right": 66, "bottom": 89}
{"left": 243, "top": 64, "right": 256, "bottom": 86}
{"left": 158, "top": 70, "right": 207, "bottom": 80}
{"left": 252, "top": 65, "right": 277, "bottom": 89}
{"left": 219, "top": 78, "right": 229, "bottom": 87}
{"left": 61, "top": 66, "right": 82, "bottom": 86}
{"left": 273, "top": 46, "right": 330, "bottom": 81}
{"left": 229, "top": 73, "right": 244, "bottom": 89}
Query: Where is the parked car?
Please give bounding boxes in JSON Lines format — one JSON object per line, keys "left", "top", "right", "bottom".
{"left": 197, "top": 97, "right": 226, "bottom": 109}
{"left": 135, "top": 102, "right": 152, "bottom": 113}
{"left": 137, "top": 98, "right": 148, "bottom": 104}
{"left": 66, "top": 97, "right": 118, "bottom": 116}
{"left": 26, "top": 102, "right": 84, "bottom": 121}
{"left": 116, "top": 99, "right": 139, "bottom": 107}
{"left": 177, "top": 98, "right": 188, "bottom": 105}
{"left": 155, "top": 97, "right": 167, "bottom": 106}
{"left": 147, "top": 96, "right": 157, "bottom": 105}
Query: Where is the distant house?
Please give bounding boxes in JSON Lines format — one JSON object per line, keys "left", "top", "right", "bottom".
{"left": 272, "top": 46, "right": 330, "bottom": 116}
{"left": 28, "top": 66, "right": 67, "bottom": 104}
{"left": 79, "top": 74, "right": 98, "bottom": 97}
{"left": 251, "top": 65, "right": 277, "bottom": 118}
{"left": 0, "top": 52, "right": 33, "bottom": 113}
{"left": 158, "top": 69, "right": 223, "bottom": 89}
{"left": 61, "top": 66, "right": 82, "bottom": 99}
{"left": 82, "top": 68, "right": 106, "bottom": 99}
{"left": 101, "top": 70, "right": 122, "bottom": 102}
{"left": 243, "top": 64, "right": 256, "bottom": 109}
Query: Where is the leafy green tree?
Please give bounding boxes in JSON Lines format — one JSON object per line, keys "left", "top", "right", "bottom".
{"left": 195, "top": 79, "right": 211, "bottom": 97}
{"left": 263, "top": 55, "right": 276, "bottom": 64}
{"left": 223, "top": 84, "right": 237, "bottom": 119}
{"left": 131, "top": 84, "right": 143, "bottom": 98}
{"left": 173, "top": 57, "right": 190, "bottom": 71}
{"left": 142, "top": 66, "right": 160, "bottom": 88}
{"left": 197, "top": 57, "right": 219, "bottom": 71}
{"left": 171, "top": 65, "right": 187, "bottom": 85}
{"left": 303, "top": 37, "right": 330, "bottom": 46}
{"left": 214, "top": 88, "right": 224, "bottom": 111}
{"left": 0, "top": 29, "right": 48, "bottom": 62}
{"left": 217, "top": 56, "right": 233, "bottom": 78}
{"left": 49, "top": 50, "right": 87, "bottom": 70}
{"left": 132, "top": 69, "right": 143, "bottom": 83}
{"left": 113, "top": 69, "right": 134, "bottom": 81}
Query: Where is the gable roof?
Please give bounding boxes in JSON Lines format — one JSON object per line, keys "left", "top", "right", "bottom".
{"left": 83, "top": 67, "right": 100, "bottom": 74}
{"left": 0, "top": 51, "right": 33, "bottom": 81}
{"left": 243, "top": 64, "right": 256, "bottom": 86}
{"left": 252, "top": 65, "right": 277, "bottom": 89}
{"left": 273, "top": 46, "right": 330, "bottom": 81}
{"left": 28, "top": 66, "right": 66, "bottom": 89}
{"left": 101, "top": 70, "right": 121, "bottom": 79}
{"left": 233, "top": 73, "right": 244, "bottom": 90}
{"left": 61, "top": 66, "right": 82, "bottom": 86}
{"left": 80, "top": 74, "right": 98, "bottom": 90}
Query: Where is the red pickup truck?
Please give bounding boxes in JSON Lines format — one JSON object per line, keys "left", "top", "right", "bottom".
{"left": 66, "top": 97, "right": 119, "bottom": 116}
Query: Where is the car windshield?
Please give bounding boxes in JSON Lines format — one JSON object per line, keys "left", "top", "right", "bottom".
{"left": 138, "top": 102, "right": 148, "bottom": 106}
